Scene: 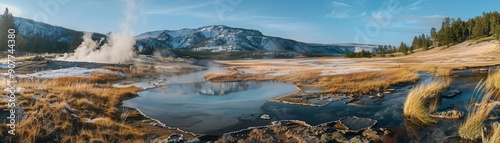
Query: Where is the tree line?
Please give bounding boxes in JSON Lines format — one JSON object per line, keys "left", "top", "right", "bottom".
{"left": 344, "top": 49, "right": 373, "bottom": 58}
{"left": 392, "top": 11, "right": 500, "bottom": 57}
{"left": 431, "top": 11, "right": 500, "bottom": 46}
{"left": 406, "top": 11, "right": 500, "bottom": 51}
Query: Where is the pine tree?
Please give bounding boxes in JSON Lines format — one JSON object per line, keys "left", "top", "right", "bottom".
{"left": 496, "top": 25, "right": 500, "bottom": 40}
{"left": 344, "top": 50, "right": 351, "bottom": 58}
{"left": 424, "top": 37, "right": 431, "bottom": 50}
{"left": 472, "top": 17, "right": 486, "bottom": 38}
{"left": 399, "top": 42, "right": 408, "bottom": 55}
{"left": 379, "top": 46, "right": 385, "bottom": 57}
{"left": 430, "top": 27, "right": 437, "bottom": 46}
{"left": 360, "top": 50, "right": 366, "bottom": 57}
{"left": 420, "top": 34, "right": 426, "bottom": 48}
{"left": 0, "top": 8, "right": 18, "bottom": 51}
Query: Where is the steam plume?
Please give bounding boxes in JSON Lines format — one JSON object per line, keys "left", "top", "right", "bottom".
{"left": 61, "top": 0, "right": 137, "bottom": 63}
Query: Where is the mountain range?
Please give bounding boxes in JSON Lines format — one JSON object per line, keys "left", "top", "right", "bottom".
{"left": 5, "top": 16, "right": 376, "bottom": 56}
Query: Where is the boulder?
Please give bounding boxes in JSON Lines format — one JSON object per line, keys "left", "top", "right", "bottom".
{"left": 430, "top": 109, "right": 464, "bottom": 119}
{"left": 345, "top": 99, "right": 365, "bottom": 106}
{"left": 376, "top": 93, "right": 384, "bottom": 98}
{"left": 260, "top": 114, "right": 271, "bottom": 120}
{"left": 441, "top": 89, "right": 461, "bottom": 98}
{"left": 336, "top": 116, "right": 377, "bottom": 133}
{"left": 31, "top": 55, "right": 46, "bottom": 61}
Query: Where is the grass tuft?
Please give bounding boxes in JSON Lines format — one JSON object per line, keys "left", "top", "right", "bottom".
{"left": 482, "top": 122, "right": 500, "bottom": 143}
{"left": 403, "top": 79, "right": 450, "bottom": 125}
{"left": 102, "top": 66, "right": 145, "bottom": 78}
{"left": 459, "top": 80, "right": 498, "bottom": 140}
{"left": 316, "top": 68, "right": 419, "bottom": 94}
{"left": 409, "top": 66, "right": 453, "bottom": 77}
{"left": 486, "top": 70, "right": 500, "bottom": 90}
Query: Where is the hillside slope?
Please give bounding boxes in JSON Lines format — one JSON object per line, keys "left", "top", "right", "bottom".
{"left": 0, "top": 16, "right": 106, "bottom": 53}
{"left": 135, "top": 25, "right": 375, "bottom": 55}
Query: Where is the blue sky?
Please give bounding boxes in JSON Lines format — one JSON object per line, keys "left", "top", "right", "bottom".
{"left": 0, "top": 0, "right": 499, "bottom": 45}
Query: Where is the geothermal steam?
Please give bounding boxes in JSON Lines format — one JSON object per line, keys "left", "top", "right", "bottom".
{"left": 61, "top": 0, "right": 137, "bottom": 63}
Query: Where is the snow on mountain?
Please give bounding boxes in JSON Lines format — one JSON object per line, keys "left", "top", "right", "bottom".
{"left": 0, "top": 16, "right": 109, "bottom": 53}
{"left": 4, "top": 15, "right": 375, "bottom": 56}
{"left": 0, "top": 16, "right": 80, "bottom": 44}
{"left": 136, "top": 25, "right": 373, "bottom": 55}
{"left": 14, "top": 17, "right": 73, "bottom": 43}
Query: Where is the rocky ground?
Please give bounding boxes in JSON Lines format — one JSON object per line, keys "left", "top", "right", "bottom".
{"left": 212, "top": 116, "right": 392, "bottom": 143}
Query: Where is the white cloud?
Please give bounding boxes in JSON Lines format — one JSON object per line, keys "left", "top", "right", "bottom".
{"left": 406, "top": 0, "right": 424, "bottom": 11}
{"left": 330, "top": 1, "right": 351, "bottom": 7}
{"left": 326, "top": 10, "right": 350, "bottom": 18}
{"left": 360, "top": 11, "right": 367, "bottom": 16}
{"left": 325, "top": 1, "right": 352, "bottom": 19}
{"left": 0, "top": 3, "right": 22, "bottom": 17}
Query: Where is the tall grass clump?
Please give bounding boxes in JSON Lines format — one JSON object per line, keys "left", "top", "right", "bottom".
{"left": 409, "top": 66, "right": 453, "bottom": 77}
{"left": 482, "top": 122, "right": 500, "bottom": 143}
{"left": 486, "top": 70, "right": 500, "bottom": 90}
{"left": 403, "top": 79, "right": 450, "bottom": 125}
{"left": 435, "top": 67, "right": 453, "bottom": 77}
{"left": 316, "top": 68, "right": 419, "bottom": 94}
{"left": 459, "top": 80, "right": 498, "bottom": 140}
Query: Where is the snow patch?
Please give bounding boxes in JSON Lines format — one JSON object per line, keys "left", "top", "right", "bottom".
{"left": 113, "top": 81, "right": 157, "bottom": 90}
{"left": 3, "top": 87, "right": 25, "bottom": 92}
{"left": 6, "top": 67, "right": 124, "bottom": 79}
{"left": 264, "top": 71, "right": 296, "bottom": 76}
{"left": 0, "top": 62, "right": 22, "bottom": 69}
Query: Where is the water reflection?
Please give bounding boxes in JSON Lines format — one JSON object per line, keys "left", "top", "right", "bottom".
{"left": 123, "top": 81, "right": 297, "bottom": 134}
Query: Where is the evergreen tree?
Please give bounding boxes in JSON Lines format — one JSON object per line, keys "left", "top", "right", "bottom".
{"left": 399, "top": 42, "right": 408, "bottom": 55}
{"left": 430, "top": 27, "right": 437, "bottom": 46}
{"left": 344, "top": 50, "right": 351, "bottom": 58}
{"left": 0, "top": 8, "right": 18, "bottom": 50}
{"left": 420, "top": 34, "right": 426, "bottom": 48}
{"left": 496, "top": 25, "right": 500, "bottom": 39}
{"left": 412, "top": 36, "right": 419, "bottom": 49}
{"left": 424, "top": 37, "right": 431, "bottom": 50}
{"left": 360, "top": 50, "right": 366, "bottom": 57}
{"left": 380, "top": 47, "right": 385, "bottom": 57}
{"left": 472, "top": 16, "right": 486, "bottom": 38}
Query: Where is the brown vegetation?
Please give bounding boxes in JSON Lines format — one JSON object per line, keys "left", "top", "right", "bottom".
{"left": 486, "top": 70, "right": 500, "bottom": 90}
{"left": 482, "top": 122, "right": 500, "bottom": 143}
{"left": 459, "top": 80, "right": 498, "bottom": 140}
{"left": 403, "top": 79, "right": 450, "bottom": 125}
{"left": 103, "top": 66, "right": 145, "bottom": 78}
{"left": 0, "top": 71, "right": 192, "bottom": 142}
{"left": 407, "top": 66, "right": 453, "bottom": 77}
{"left": 316, "top": 69, "right": 419, "bottom": 94}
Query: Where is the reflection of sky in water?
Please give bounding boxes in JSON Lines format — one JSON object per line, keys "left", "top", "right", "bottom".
{"left": 123, "top": 82, "right": 297, "bottom": 134}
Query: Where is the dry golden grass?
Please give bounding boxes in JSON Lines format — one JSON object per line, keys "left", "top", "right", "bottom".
{"left": 10, "top": 75, "right": 148, "bottom": 142}
{"left": 429, "top": 96, "right": 440, "bottom": 114}
{"left": 435, "top": 67, "right": 453, "bottom": 76}
{"left": 459, "top": 81, "right": 498, "bottom": 140}
{"left": 316, "top": 68, "right": 419, "bottom": 94}
{"left": 403, "top": 79, "right": 450, "bottom": 125}
{"left": 103, "top": 66, "right": 145, "bottom": 78}
{"left": 482, "top": 122, "right": 500, "bottom": 143}
{"left": 54, "top": 72, "right": 124, "bottom": 85}
{"left": 408, "top": 66, "right": 453, "bottom": 77}
{"left": 486, "top": 70, "right": 500, "bottom": 90}
{"left": 4, "top": 69, "right": 191, "bottom": 142}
